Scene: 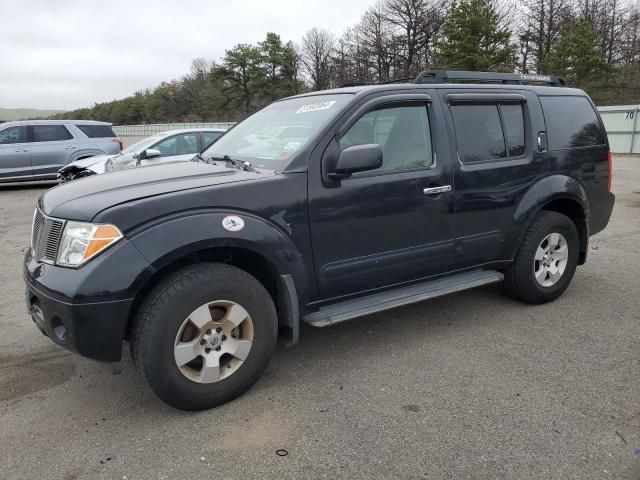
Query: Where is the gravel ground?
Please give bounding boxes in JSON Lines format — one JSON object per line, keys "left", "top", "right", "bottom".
{"left": 0, "top": 156, "right": 638, "bottom": 480}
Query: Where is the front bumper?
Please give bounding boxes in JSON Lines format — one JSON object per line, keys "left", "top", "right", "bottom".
{"left": 25, "top": 282, "right": 133, "bottom": 362}
{"left": 23, "top": 238, "right": 153, "bottom": 362}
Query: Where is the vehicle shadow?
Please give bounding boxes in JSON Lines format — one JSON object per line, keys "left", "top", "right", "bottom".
{"left": 45, "top": 282, "right": 518, "bottom": 415}
{"left": 0, "top": 181, "right": 57, "bottom": 191}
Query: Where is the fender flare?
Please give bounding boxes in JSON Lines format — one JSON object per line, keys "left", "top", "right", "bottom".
{"left": 127, "top": 209, "right": 308, "bottom": 331}
{"left": 508, "top": 175, "right": 589, "bottom": 259}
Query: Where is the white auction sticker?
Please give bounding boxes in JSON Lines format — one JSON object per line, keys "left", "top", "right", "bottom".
{"left": 222, "top": 216, "right": 245, "bottom": 232}
{"left": 296, "top": 101, "right": 336, "bottom": 114}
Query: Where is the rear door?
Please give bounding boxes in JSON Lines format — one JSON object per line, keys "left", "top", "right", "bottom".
{"left": 0, "top": 126, "right": 31, "bottom": 181}
{"left": 30, "top": 124, "right": 75, "bottom": 178}
{"left": 442, "top": 89, "right": 548, "bottom": 268}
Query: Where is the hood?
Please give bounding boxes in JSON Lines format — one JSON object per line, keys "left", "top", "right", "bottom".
{"left": 60, "top": 153, "right": 118, "bottom": 171}
{"left": 40, "top": 161, "right": 272, "bottom": 221}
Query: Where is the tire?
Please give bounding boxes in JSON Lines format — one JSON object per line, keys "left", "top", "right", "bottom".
{"left": 505, "top": 211, "right": 579, "bottom": 304}
{"left": 130, "top": 263, "right": 278, "bottom": 410}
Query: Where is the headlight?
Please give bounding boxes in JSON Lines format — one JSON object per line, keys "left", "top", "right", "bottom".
{"left": 57, "top": 221, "right": 123, "bottom": 267}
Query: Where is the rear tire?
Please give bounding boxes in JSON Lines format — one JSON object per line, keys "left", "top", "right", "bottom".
{"left": 130, "top": 263, "right": 278, "bottom": 410}
{"left": 505, "top": 211, "right": 579, "bottom": 304}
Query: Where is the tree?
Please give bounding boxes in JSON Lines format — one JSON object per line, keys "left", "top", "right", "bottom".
{"left": 217, "top": 44, "right": 264, "bottom": 116}
{"left": 542, "top": 19, "right": 612, "bottom": 99}
{"left": 435, "top": 0, "right": 517, "bottom": 72}
{"left": 298, "top": 28, "right": 336, "bottom": 90}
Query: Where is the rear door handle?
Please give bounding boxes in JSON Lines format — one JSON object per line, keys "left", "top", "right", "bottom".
{"left": 64, "top": 146, "right": 77, "bottom": 150}
{"left": 423, "top": 185, "right": 452, "bottom": 195}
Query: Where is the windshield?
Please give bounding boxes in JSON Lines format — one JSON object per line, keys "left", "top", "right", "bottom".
{"left": 122, "top": 135, "right": 165, "bottom": 154}
{"left": 203, "top": 94, "right": 352, "bottom": 169}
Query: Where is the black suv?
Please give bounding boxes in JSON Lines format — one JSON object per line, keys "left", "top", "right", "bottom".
{"left": 24, "top": 71, "right": 615, "bottom": 410}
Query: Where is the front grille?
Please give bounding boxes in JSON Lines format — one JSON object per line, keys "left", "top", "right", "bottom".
{"left": 32, "top": 209, "right": 44, "bottom": 249}
{"left": 31, "top": 209, "right": 65, "bottom": 263}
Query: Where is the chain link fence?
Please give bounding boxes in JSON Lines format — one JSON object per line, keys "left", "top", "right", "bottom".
{"left": 113, "top": 122, "right": 235, "bottom": 137}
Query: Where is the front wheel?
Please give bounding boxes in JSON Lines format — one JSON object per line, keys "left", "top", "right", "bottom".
{"left": 505, "top": 211, "right": 580, "bottom": 304}
{"left": 130, "top": 263, "right": 278, "bottom": 410}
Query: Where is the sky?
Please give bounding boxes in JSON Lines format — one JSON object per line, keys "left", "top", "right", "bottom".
{"left": 0, "top": 0, "right": 373, "bottom": 110}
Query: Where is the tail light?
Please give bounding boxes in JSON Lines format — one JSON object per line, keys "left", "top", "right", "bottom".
{"left": 112, "top": 137, "right": 123, "bottom": 151}
{"left": 607, "top": 151, "right": 612, "bottom": 192}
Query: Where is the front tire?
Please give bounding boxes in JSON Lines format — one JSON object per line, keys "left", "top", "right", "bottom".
{"left": 505, "top": 211, "right": 579, "bottom": 304}
{"left": 130, "top": 263, "right": 278, "bottom": 410}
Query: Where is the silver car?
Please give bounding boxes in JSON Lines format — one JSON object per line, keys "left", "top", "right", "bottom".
{"left": 0, "top": 120, "right": 121, "bottom": 183}
{"left": 58, "top": 128, "right": 225, "bottom": 182}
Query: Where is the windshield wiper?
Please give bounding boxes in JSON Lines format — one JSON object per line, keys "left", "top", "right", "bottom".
{"left": 203, "top": 154, "right": 256, "bottom": 172}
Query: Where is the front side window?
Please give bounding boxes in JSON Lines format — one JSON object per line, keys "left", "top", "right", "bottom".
{"left": 153, "top": 133, "right": 198, "bottom": 157}
{"left": 32, "top": 125, "right": 73, "bottom": 142}
{"left": 450, "top": 102, "right": 526, "bottom": 163}
{"left": 339, "top": 104, "right": 433, "bottom": 173}
{"left": 203, "top": 94, "right": 353, "bottom": 170}
{"left": 0, "top": 126, "right": 27, "bottom": 144}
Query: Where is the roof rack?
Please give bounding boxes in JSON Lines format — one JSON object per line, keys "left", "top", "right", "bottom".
{"left": 413, "top": 70, "right": 568, "bottom": 87}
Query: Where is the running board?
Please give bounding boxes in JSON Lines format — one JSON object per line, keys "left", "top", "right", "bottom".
{"left": 303, "top": 270, "right": 503, "bottom": 327}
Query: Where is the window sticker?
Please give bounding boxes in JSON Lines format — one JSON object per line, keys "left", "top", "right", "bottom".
{"left": 296, "top": 101, "right": 336, "bottom": 114}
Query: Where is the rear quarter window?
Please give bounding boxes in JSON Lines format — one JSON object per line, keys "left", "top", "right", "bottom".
{"left": 540, "top": 96, "right": 605, "bottom": 149}
{"left": 77, "top": 125, "right": 117, "bottom": 138}
{"left": 32, "top": 125, "right": 73, "bottom": 142}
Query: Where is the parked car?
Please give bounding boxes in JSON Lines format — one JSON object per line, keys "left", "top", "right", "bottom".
{"left": 0, "top": 120, "right": 121, "bottom": 183}
{"left": 24, "top": 71, "right": 615, "bottom": 410}
{"left": 58, "top": 128, "right": 226, "bottom": 182}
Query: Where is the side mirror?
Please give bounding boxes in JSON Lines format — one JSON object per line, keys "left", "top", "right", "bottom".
{"left": 143, "top": 148, "right": 162, "bottom": 159}
{"left": 329, "top": 144, "right": 382, "bottom": 180}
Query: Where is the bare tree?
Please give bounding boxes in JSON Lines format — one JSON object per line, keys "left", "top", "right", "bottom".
{"left": 298, "top": 28, "right": 336, "bottom": 90}
{"left": 383, "top": 0, "right": 449, "bottom": 76}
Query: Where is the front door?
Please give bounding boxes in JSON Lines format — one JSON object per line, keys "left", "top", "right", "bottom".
{"left": 309, "top": 95, "right": 454, "bottom": 299}
{"left": 0, "top": 126, "right": 31, "bottom": 181}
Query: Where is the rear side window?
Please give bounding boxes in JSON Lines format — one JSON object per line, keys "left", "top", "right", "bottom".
{"left": 540, "top": 96, "right": 605, "bottom": 149}
{"left": 450, "top": 103, "right": 526, "bottom": 163}
{"left": 202, "top": 131, "right": 222, "bottom": 149}
{"left": 0, "top": 126, "right": 27, "bottom": 144}
{"left": 77, "top": 125, "right": 117, "bottom": 138}
{"left": 501, "top": 104, "right": 525, "bottom": 156}
{"left": 32, "top": 125, "right": 72, "bottom": 142}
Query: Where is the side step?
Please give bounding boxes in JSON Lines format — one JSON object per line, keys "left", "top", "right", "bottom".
{"left": 303, "top": 270, "right": 503, "bottom": 327}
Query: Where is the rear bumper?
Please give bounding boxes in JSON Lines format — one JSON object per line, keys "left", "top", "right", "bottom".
{"left": 590, "top": 192, "right": 615, "bottom": 236}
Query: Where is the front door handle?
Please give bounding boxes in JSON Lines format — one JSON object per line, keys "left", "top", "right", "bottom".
{"left": 15, "top": 148, "right": 29, "bottom": 153}
{"left": 423, "top": 185, "right": 452, "bottom": 195}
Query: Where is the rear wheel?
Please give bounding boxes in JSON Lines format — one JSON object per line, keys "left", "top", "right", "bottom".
{"left": 130, "top": 263, "right": 278, "bottom": 410}
{"left": 505, "top": 211, "right": 579, "bottom": 304}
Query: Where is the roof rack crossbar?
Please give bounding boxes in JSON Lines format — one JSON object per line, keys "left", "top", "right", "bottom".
{"left": 413, "top": 70, "right": 568, "bottom": 87}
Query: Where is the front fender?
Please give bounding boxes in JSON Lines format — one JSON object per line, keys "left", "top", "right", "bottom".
{"left": 507, "top": 175, "right": 589, "bottom": 259}
{"left": 128, "top": 210, "right": 309, "bottom": 300}
{"left": 68, "top": 149, "right": 106, "bottom": 163}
